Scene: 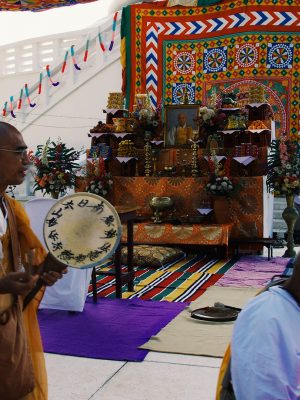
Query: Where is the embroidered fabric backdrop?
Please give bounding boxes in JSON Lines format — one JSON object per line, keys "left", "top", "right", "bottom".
{"left": 0, "top": 0, "right": 97, "bottom": 11}
{"left": 121, "top": 0, "right": 300, "bottom": 137}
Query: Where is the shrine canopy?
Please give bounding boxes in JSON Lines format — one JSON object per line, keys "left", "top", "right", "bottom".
{"left": 0, "top": 0, "right": 99, "bottom": 12}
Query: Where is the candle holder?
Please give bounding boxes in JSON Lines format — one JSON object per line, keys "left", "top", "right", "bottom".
{"left": 191, "top": 131, "right": 200, "bottom": 177}
{"left": 144, "top": 132, "right": 152, "bottom": 176}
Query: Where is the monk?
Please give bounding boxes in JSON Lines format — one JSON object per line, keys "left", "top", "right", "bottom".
{"left": 167, "top": 112, "right": 193, "bottom": 146}
{"left": 0, "top": 121, "right": 67, "bottom": 400}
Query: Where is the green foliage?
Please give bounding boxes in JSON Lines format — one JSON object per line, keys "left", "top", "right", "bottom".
{"left": 31, "top": 138, "right": 81, "bottom": 197}
{"left": 267, "top": 137, "right": 300, "bottom": 196}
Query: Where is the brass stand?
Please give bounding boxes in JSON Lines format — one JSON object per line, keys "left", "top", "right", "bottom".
{"left": 191, "top": 133, "right": 200, "bottom": 177}
{"left": 144, "top": 137, "right": 152, "bottom": 176}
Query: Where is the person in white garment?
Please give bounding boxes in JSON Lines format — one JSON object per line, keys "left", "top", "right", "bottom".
{"left": 230, "top": 250, "right": 300, "bottom": 400}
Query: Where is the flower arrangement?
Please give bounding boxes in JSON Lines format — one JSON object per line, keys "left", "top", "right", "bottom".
{"left": 30, "top": 139, "right": 80, "bottom": 198}
{"left": 133, "top": 94, "right": 162, "bottom": 136}
{"left": 205, "top": 152, "right": 235, "bottom": 196}
{"left": 84, "top": 157, "right": 113, "bottom": 197}
{"left": 196, "top": 106, "right": 227, "bottom": 148}
{"left": 199, "top": 106, "right": 215, "bottom": 124}
{"left": 267, "top": 135, "right": 300, "bottom": 196}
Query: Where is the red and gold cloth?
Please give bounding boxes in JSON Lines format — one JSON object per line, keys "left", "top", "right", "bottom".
{"left": 112, "top": 176, "right": 264, "bottom": 239}
{"left": 121, "top": 222, "right": 232, "bottom": 246}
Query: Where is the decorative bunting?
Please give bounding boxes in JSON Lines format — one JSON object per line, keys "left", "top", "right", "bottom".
{"left": 18, "top": 88, "right": 23, "bottom": 110}
{"left": 46, "top": 65, "right": 60, "bottom": 87}
{"left": 2, "top": 12, "right": 119, "bottom": 119}
{"left": 2, "top": 101, "right": 7, "bottom": 117}
{"left": 84, "top": 39, "right": 89, "bottom": 62}
{"left": 62, "top": 50, "right": 68, "bottom": 73}
{"left": 109, "top": 12, "right": 118, "bottom": 52}
{"left": 24, "top": 84, "right": 36, "bottom": 108}
{"left": 9, "top": 96, "right": 16, "bottom": 118}
{"left": 38, "top": 72, "right": 43, "bottom": 94}
{"left": 98, "top": 32, "right": 106, "bottom": 52}
{"left": 71, "top": 45, "right": 81, "bottom": 70}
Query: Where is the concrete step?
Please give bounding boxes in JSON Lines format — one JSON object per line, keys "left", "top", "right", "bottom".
{"left": 272, "top": 228, "right": 286, "bottom": 238}
{"left": 273, "top": 221, "right": 287, "bottom": 230}
{"left": 274, "top": 199, "right": 286, "bottom": 208}
{"left": 274, "top": 205, "right": 287, "bottom": 212}
{"left": 273, "top": 210, "right": 283, "bottom": 219}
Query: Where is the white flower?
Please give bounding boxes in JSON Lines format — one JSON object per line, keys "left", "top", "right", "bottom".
{"left": 221, "top": 182, "right": 228, "bottom": 187}
{"left": 199, "top": 106, "right": 208, "bottom": 114}
{"left": 211, "top": 184, "right": 216, "bottom": 190}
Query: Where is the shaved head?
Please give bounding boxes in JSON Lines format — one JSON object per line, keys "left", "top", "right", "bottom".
{"left": 0, "top": 123, "right": 29, "bottom": 194}
{"left": 0, "top": 122, "right": 21, "bottom": 146}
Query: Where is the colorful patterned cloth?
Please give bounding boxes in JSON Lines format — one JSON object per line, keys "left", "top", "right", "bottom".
{"left": 121, "top": 222, "right": 232, "bottom": 246}
{"left": 88, "top": 254, "right": 237, "bottom": 302}
{"left": 121, "top": 0, "right": 300, "bottom": 136}
{"left": 111, "top": 176, "right": 265, "bottom": 239}
{"left": 0, "top": 0, "right": 97, "bottom": 11}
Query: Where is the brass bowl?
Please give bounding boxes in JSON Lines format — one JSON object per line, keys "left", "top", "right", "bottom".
{"left": 149, "top": 196, "right": 174, "bottom": 223}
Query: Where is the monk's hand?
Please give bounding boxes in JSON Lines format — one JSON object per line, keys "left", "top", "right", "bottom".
{"left": 38, "top": 253, "right": 68, "bottom": 286}
{"left": 0, "top": 272, "right": 39, "bottom": 295}
{"left": 40, "top": 270, "right": 67, "bottom": 286}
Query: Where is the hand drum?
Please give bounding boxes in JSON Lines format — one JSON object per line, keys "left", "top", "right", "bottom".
{"left": 43, "top": 193, "right": 122, "bottom": 269}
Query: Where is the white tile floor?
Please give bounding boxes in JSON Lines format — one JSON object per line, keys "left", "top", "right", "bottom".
{"left": 45, "top": 246, "right": 295, "bottom": 400}
{"left": 45, "top": 353, "right": 222, "bottom": 400}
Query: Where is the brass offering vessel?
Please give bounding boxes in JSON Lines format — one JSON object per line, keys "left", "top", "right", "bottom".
{"left": 149, "top": 196, "right": 174, "bottom": 224}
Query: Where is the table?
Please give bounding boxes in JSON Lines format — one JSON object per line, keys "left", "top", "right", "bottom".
{"left": 91, "top": 205, "right": 137, "bottom": 300}
{"left": 230, "top": 237, "right": 276, "bottom": 260}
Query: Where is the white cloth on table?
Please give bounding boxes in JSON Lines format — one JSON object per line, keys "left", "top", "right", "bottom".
{"left": 231, "top": 286, "right": 300, "bottom": 400}
{"left": 233, "top": 156, "right": 255, "bottom": 166}
{"left": 24, "top": 198, "right": 92, "bottom": 312}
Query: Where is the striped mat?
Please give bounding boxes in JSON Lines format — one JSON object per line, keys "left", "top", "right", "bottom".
{"left": 87, "top": 255, "right": 238, "bottom": 302}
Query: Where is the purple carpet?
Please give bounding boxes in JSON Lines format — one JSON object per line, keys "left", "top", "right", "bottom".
{"left": 38, "top": 297, "right": 187, "bottom": 362}
{"left": 216, "top": 256, "right": 290, "bottom": 288}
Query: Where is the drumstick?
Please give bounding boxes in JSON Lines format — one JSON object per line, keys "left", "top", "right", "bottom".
{"left": 23, "top": 253, "right": 67, "bottom": 310}
{"left": 23, "top": 278, "right": 44, "bottom": 310}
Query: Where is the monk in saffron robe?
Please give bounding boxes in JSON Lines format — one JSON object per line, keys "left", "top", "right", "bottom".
{"left": 167, "top": 113, "right": 193, "bottom": 146}
{"left": 0, "top": 122, "right": 66, "bottom": 400}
